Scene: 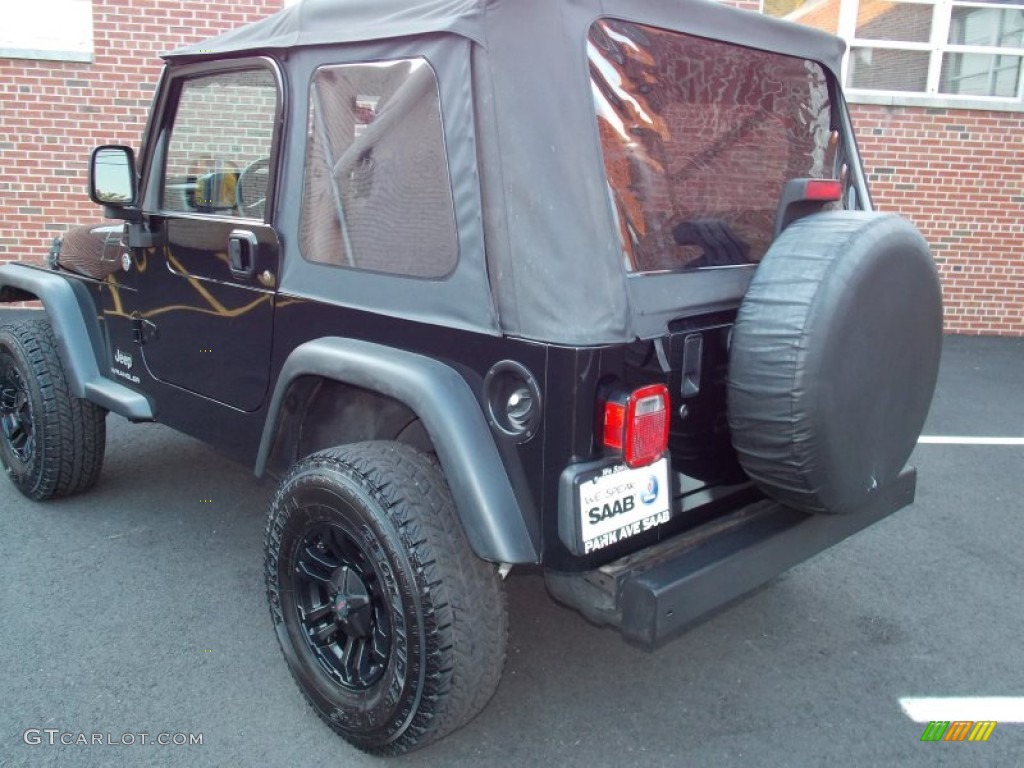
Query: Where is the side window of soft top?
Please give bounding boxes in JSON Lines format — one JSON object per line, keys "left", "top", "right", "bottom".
{"left": 298, "top": 58, "right": 458, "bottom": 279}
{"left": 161, "top": 68, "right": 278, "bottom": 220}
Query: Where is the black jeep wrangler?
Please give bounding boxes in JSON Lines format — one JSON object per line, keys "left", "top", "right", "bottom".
{"left": 0, "top": 0, "right": 943, "bottom": 755}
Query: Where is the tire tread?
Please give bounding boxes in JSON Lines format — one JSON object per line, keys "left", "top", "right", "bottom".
{"left": 264, "top": 441, "right": 507, "bottom": 755}
{"left": 0, "top": 319, "right": 106, "bottom": 500}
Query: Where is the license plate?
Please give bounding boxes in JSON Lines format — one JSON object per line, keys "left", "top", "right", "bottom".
{"left": 577, "top": 458, "right": 671, "bottom": 554}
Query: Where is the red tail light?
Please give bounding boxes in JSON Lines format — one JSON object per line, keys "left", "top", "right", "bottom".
{"left": 803, "top": 179, "right": 844, "bottom": 202}
{"left": 602, "top": 384, "right": 670, "bottom": 468}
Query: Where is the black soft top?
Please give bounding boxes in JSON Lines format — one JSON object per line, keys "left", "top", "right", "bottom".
{"left": 167, "top": 0, "right": 843, "bottom": 68}
{"left": 166, "top": 0, "right": 848, "bottom": 346}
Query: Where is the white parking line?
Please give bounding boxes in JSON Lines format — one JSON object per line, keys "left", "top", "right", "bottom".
{"left": 918, "top": 436, "right": 1024, "bottom": 445}
{"left": 900, "top": 696, "right": 1024, "bottom": 723}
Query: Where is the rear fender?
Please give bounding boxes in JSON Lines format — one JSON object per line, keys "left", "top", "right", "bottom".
{"left": 256, "top": 337, "right": 540, "bottom": 564}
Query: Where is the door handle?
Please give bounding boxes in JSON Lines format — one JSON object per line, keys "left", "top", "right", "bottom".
{"left": 228, "top": 230, "right": 259, "bottom": 278}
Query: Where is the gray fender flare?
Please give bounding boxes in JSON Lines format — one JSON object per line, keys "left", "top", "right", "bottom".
{"left": 255, "top": 337, "right": 540, "bottom": 564}
{"left": 0, "top": 263, "right": 154, "bottom": 421}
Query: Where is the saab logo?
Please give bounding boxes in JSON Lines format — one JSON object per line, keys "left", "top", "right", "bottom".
{"left": 114, "top": 349, "right": 133, "bottom": 370}
{"left": 920, "top": 720, "right": 997, "bottom": 742}
{"left": 587, "top": 495, "right": 634, "bottom": 524}
{"left": 640, "top": 476, "right": 659, "bottom": 505}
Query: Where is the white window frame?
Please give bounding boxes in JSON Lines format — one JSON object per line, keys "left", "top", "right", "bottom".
{"left": 776, "top": 0, "right": 1024, "bottom": 110}
{"left": 839, "top": 0, "right": 1024, "bottom": 109}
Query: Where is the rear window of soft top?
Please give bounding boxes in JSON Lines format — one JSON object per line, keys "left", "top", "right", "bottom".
{"left": 588, "top": 19, "right": 842, "bottom": 273}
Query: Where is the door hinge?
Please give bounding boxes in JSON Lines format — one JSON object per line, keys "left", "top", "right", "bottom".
{"left": 131, "top": 314, "right": 159, "bottom": 345}
{"left": 126, "top": 220, "right": 167, "bottom": 248}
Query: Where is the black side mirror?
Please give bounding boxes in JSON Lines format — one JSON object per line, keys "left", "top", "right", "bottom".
{"left": 88, "top": 145, "right": 138, "bottom": 213}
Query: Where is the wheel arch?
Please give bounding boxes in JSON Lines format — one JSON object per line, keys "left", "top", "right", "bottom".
{"left": 256, "top": 337, "right": 540, "bottom": 564}
{"left": 260, "top": 375, "right": 432, "bottom": 476}
{"left": 0, "top": 284, "right": 37, "bottom": 304}
{"left": 0, "top": 264, "right": 153, "bottom": 421}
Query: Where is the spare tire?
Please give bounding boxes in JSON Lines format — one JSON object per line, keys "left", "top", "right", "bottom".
{"left": 727, "top": 212, "right": 942, "bottom": 514}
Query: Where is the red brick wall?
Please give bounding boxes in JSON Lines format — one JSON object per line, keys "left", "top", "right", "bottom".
{"left": 851, "top": 104, "right": 1024, "bottom": 336}
{"left": 0, "top": 0, "right": 282, "bottom": 263}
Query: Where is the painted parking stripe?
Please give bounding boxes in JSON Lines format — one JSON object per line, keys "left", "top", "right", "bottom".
{"left": 900, "top": 696, "right": 1024, "bottom": 723}
{"left": 918, "top": 436, "right": 1024, "bottom": 445}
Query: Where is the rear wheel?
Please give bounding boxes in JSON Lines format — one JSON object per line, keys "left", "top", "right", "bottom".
{"left": 0, "top": 320, "right": 106, "bottom": 500}
{"left": 265, "top": 441, "right": 507, "bottom": 755}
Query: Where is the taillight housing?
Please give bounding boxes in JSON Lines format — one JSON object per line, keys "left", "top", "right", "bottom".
{"left": 602, "top": 384, "right": 670, "bottom": 468}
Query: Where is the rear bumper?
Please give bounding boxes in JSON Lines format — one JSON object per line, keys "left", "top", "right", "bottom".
{"left": 545, "top": 467, "right": 916, "bottom": 648}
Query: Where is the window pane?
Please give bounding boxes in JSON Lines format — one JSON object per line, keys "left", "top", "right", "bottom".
{"left": 856, "top": 1, "right": 933, "bottom": 43}
{"left": 848, "top": 47, "right": 931, "bottom": 90}
{"left": 299, "top": 59, "right": 457, "bottom": 279}
{"left": 949, "top": 6, "right": 1024, "bottom": 48}
{"left": 588, "top": 20, "right": 837, "bottom": 273}
{"left": 162, "top": 69, "right": 277, "bottom": 218}
{"left": 940, "top": 52, "right": 1023, "bottom": 95}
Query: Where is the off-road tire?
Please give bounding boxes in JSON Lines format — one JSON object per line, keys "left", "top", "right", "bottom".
{"left": 0, "top": 320, "right": 106, "bottom": 500}
{"left": 265, "top": 441, "right": 508, "bottom": 755}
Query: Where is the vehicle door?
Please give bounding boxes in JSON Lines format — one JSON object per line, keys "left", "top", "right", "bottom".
{"left": 125, "top": 59, "right": 282, "bottom": 411}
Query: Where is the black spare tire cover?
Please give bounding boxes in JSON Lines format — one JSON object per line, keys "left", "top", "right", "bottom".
{"left": 727, "top": 212, "right": 943, "bottom": 514}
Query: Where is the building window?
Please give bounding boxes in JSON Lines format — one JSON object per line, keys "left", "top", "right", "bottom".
{"left": 770, "top": 0, "right": 1024, "bottom": 104}
{"left": 0, "top": 0, "right": 93, "bottom": 62}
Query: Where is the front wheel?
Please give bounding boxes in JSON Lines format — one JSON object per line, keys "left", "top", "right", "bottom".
{"left": 264, "top": 441, "right": 508, "bottom": 755}
{"left": 0, "top": 320, "right": 106, "bottom": 500}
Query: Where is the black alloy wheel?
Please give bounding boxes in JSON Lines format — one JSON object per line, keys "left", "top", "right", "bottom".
{"left": 0, "top": 359, "right": 33, "bottom": 463}
{"left": 292, "top": 520, "right": 392, "bottom": 691}
{"left": 265, "top": 441, "right": 507, "bottom": 756}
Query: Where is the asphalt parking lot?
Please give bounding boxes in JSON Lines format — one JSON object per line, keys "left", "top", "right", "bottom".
{"left": 1, "top": 308, "right": 1022, "bottom": 767}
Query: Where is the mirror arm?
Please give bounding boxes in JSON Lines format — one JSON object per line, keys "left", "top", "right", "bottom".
{"left": 102, "top": 204, "right": 143, "bottom": 223}
{"left": 126, "top": 219, "right": 165, "bottom": 248}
